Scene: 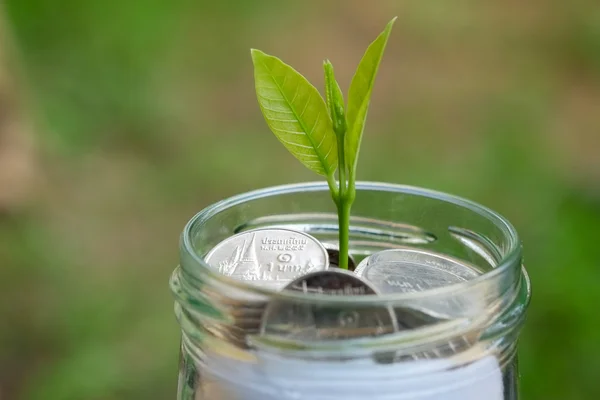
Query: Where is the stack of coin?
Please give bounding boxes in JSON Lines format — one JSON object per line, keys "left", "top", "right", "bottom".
{"left": 191, "top": 230, "right": 503, "bottom": 400}
{"left": 204, "top": 229, "right": 480, "bottom": 359}
{"left": 203, "top": 228, "right": 330, "bottom": 347}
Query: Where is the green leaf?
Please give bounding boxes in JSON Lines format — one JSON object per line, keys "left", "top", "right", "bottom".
{"left": 323, "top": 60, "right": 346, "bottom": 137}
{"left": 345, "top": 17, "right": 396, "bottom": 174}
{"left": 251, "top": 49, "right": 338, "bottom": 177}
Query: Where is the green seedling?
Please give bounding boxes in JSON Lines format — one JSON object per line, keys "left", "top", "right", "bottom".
{"left": 251, "top": 17, "right": 396, "bottom": 270}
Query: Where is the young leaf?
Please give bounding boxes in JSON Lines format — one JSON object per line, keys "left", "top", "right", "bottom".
{"left": 345, "top": 17, "right": 396, "bottom": 174}
{"left": 251, "top": 49, "right": 338, "bottom": 177}
{"left": 323, "top": 60, "right": 346, "bottom": 137}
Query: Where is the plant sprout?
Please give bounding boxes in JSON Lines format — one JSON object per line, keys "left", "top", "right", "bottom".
{"left": 251, "top": 17, "right": 396, "bottom": 270}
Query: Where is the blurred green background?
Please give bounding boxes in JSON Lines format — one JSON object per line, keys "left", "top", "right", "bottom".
{"left": 0, "top": 0, "right": 598, "bottom": 399}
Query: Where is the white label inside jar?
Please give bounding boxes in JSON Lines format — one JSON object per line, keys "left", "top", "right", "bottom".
{"left": 199, "top": 348, "right": 503, "bottom": 400}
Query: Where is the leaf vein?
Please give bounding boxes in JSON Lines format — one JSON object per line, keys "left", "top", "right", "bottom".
{"left": 298, "top": 92, "right": 312, "bottom": 118}
{"left": 262, "top": 105, "right": 293, "bottom": 113}
{"left": 258, "top": 93, "right": 286, "bottom": 102}
{"left": 323, "top": 142, "right": 334, "bottom": 160}
{"left": 290, "top": 81, "right": 301, "bottom": 104}
{"left": 308, "top": 111, "right": 321, "bottom": 138}
{"left": 269, "top": 118, "right": 298, "bottom": 123}
{"left": 279, "top": 137, "right": 312, "bottom": 149}
{"left": 272, "top": 127, "right": 305, "bottom": 135}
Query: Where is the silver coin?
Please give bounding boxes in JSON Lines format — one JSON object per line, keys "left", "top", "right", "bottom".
{"left": 260, "top": 269, "right": 398, "bottom": 340}
{"left": 353, "top": 256, "right": 370, "bottom": 277}
{"left": 285, "top": 268, "right": 379, "bottom": 295}
{"left": 202, "top": 228, "right": 328, "bottom": 348}
{"left": 358, "top": 248, "right": 483, "bottom": 321}
{"left": 205, "top": 228, "right": 329, "bottom": 290}
{"left": 355, "top": 248, "right": 480, "bottom": 293}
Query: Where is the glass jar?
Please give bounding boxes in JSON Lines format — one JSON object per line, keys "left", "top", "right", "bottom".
{"left": 170, "top": 182, "right": 531, "bottom": 400}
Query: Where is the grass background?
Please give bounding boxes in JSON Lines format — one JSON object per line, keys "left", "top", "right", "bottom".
{"left": 0, "top": 0, "right": 599, "bottom": 399}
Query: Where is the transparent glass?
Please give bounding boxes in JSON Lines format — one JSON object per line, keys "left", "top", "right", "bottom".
{"left": 170, "top": 182, "right": 531, "bottom": 400}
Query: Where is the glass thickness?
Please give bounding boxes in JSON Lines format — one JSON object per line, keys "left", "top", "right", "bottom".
{"left": 171, "top": 182, "right": 531, "bottom": 400}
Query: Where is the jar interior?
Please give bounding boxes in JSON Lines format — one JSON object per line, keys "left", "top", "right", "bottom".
{"left": 186, "top": 183, "right": 517, "bottom": 275}
{"left": 174, "top": 183, "right": 529, "bottom": 400}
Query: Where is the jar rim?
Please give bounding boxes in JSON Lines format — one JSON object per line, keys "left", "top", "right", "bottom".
{"left": 180, "top": 181, "right": 521, "bottom": 305}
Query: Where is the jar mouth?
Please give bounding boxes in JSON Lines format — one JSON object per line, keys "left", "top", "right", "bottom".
{"left": 180, "top": 181, "right": 521, "bottom": 305}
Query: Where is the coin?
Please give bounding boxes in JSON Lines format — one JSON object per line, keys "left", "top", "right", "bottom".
{"left": 285, "top": 269, "right": 379, "bottom": 295}
{"left": 355, "top": 248, "right": 480, "bottom": 293}
{"left": 202, "top": 228, "right": 329, "bottom": 348}
{"left": 321, "top": 243, "right": 357, "bottom": 271}
{"left": 357, "top": 248, "right": 482, "bottom": 321}
{"left": 205, "top": 228, "right": 329, "bottom": 290}
{"left": 260, "top": 269, "right": 398, "bottom": 340}
{"left": 353, "top": 256, "right": 370, "bottom": 277}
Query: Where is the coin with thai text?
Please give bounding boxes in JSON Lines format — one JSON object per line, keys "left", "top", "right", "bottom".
{"left": 260, "top": 269, "right": 398, "bottom": 340}
{"left": 204, "top": 228, "right": 329, "bottom": 290}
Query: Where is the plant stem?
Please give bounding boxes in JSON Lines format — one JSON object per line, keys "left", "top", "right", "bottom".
{"left": 341, "top": 170, "right": 356, "bottom": 268}
{"left": 347, "top": 169, "right": 356, "bottom": 197}
{"left": 336, "top": 130, "right": 350, "bottom": 270}
{"left": 337, "top": 192, "right": 352, "bottom": 270}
